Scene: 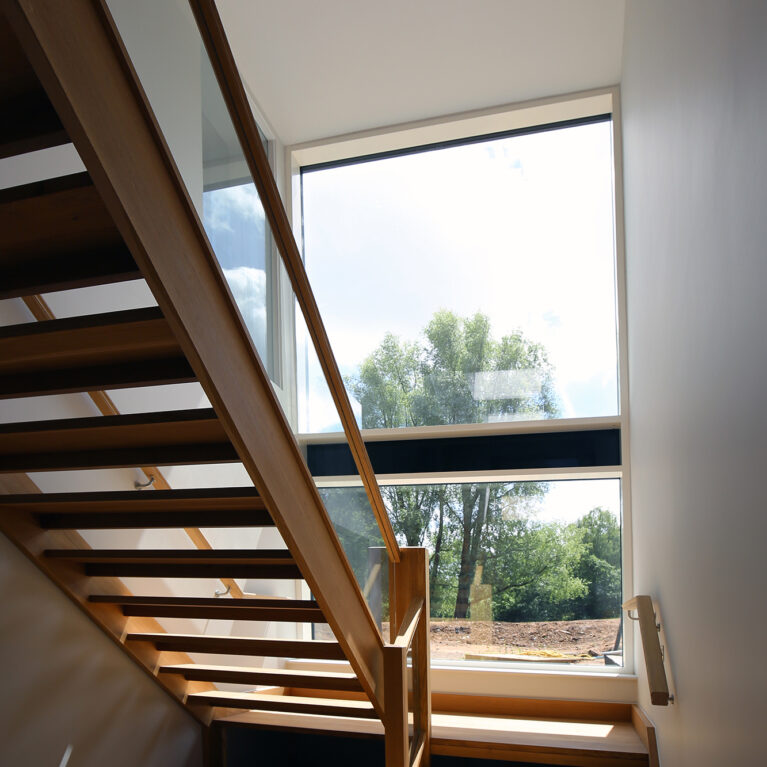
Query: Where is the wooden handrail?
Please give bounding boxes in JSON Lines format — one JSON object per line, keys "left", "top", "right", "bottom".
{"left": 188, "top": 0, "right": 400, "bottom": 564}
{"left": 623, "top": 595, "right": 672, "bottom": 706}
{"left": 21, "top": 295, "right": 246, "bottom": 600}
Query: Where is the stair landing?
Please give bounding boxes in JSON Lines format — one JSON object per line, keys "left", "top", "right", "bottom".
{"left": 216, "top": 705, "right": 650, "bottom": 766}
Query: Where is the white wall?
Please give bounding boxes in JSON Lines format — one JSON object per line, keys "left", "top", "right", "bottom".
{"left": 621, "top": 1, "right": 767, "bottom": 764}
{"left": 0, "top": 535, "right": 203, "bottom": 767}
{"left": 106, "top": 0, "right": 203, "bottom": 211}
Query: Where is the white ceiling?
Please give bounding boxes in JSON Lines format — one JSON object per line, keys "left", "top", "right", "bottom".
{"left": 217, "top": 0, "right": 626, "bottom": 146}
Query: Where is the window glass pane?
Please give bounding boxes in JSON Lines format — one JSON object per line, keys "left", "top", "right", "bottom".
{"left": 203, "top": 182, "right": 271, "bottom": 369}
{"left": 320, "top": 478, "right": 623, "bottom": 667}
{"left": 300, "top": 119, "right": 618, "bottom": 432}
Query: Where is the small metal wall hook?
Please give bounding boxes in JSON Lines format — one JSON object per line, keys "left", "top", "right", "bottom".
{"left": 215, "top": 584, "right": 231, "bottom": 598}
{"left": 134, "top": 475, "right": 155, "bottom": 490}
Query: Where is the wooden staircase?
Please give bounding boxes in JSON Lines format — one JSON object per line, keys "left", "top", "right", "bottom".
{"left": 0, "top": 3, "right": 666, "bottom": 767}
{"left": 0, "top": 161, "right": 393, "bottom": 728}
{"left": 0, "top": 212, "right": 376, "bottom": 719}
{"left": 0, "top": 0, "right": 405, "bottom": 739}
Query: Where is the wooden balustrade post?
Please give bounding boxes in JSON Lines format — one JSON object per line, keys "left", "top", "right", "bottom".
{"left": 386, "top": 547, "right": 431, "bottom": 767}
{"left": 384, "top": 643, "right": 409, "bottom": 767}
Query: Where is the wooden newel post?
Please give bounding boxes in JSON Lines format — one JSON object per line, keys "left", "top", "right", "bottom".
{"left": 384, "top": 547, "right": 431, "bottom": 767}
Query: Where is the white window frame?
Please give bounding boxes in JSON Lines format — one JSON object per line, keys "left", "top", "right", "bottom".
{"left": 284, "top": 86, "right": 636, "bottom": 698}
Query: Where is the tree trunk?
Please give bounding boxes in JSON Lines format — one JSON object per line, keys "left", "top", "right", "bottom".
{"left": 453, "top": 485, "right": 480, "bottom": 618}
{"left": 430, "top": 489, "right": 446, "bottom": 600}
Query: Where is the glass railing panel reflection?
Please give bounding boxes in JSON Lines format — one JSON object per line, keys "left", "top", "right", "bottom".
{"left": 106, "top": 0, "right": 391, "bottom": 628}
{"left": 326, "top": 478, "right": 624, "bottom": 667}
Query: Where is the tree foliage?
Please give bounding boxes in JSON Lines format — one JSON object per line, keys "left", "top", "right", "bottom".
{"left": 341, "top": 311, "right": 620, "bottom": 623}
{"left": 350, "top": 310, "right": 558, "bottom": 429}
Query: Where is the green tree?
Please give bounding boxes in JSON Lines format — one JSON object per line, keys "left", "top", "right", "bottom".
{"left": 568, "top": 508, "right": 622, "bottom": 619}
{"left": 485, "top": 514, "right": 587, "bottom": 622}
{"left": 348, "top": 311, "right": 560, "bottom": 618}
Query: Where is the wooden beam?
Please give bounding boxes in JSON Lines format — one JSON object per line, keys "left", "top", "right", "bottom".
{"left": 4, "top": 0, "right": 385, "bottom": 712}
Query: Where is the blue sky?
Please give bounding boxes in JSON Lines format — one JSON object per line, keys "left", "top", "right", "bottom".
{"left": 300, "top": 120, "right": 620, "bottom": 432}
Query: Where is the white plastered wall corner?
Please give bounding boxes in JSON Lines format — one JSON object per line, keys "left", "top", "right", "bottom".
{"left": 621, "top": 0, "right": 767, "bottom": 764}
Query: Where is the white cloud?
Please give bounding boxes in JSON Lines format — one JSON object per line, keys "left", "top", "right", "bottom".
{"left": 301, "top": 120, "right": 620, "bottom": 421}
{"left": 223, "top": 266, "right": 268, "bottom": 360}
{"left": 204, "top": 184, "right": 265, "bottom": 234}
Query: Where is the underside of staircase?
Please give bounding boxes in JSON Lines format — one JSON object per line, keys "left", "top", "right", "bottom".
{"left": 0, "top": 0, "right": 385, "bottom": 732}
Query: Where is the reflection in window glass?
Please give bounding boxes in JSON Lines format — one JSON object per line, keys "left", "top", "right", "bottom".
{"left": 318, "top": 486, "right": 388, "bottom": 629}
{"left": 300, "top": 118, "right": 618, "bottom": 432}
{"left": 318, "top": 478, "right": 623, "bottom": 667}
{"left": 203, "top": 182, "right": 272, "bottom": 374}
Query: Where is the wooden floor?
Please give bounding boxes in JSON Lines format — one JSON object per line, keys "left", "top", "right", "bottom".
{"left": 218, "top": 708, "right": 649, "bottom": 766}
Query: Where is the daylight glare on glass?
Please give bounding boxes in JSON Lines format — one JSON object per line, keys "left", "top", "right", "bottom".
{"left": 300, "top": 119, "right": 619, "bottom": 432}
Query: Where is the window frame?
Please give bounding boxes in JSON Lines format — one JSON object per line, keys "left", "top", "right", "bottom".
{"left": 285, "top": 86, "right": 635, "bottom": 689}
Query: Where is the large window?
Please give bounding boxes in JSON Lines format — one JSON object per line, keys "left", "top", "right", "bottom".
{"left": 298, "top": 115, "right": 618, "bottom": 433}
{"left": 291, "top": 91, "right": 630, "bottom": 672}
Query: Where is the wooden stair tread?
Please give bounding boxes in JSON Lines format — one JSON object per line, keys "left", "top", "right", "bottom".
{"left": 0, "top": 172, "right": 124, "bottom": 257}
{"left": 0, "top": 88, "right": 68, "bottom": 160}
{"left": 160, "top": 663, "right": 362, "bottom": 691}
{"left": 0, "top": 487, "right": 263, "bottom": 511}
{"left": 126, "top": 633, "right": 346, "bottom": 660}
{"left": 0, "top": 15, "right": 67, "bottom": 159}
{"left": 46, "top": 548, "right": 294, "bottom": 563}
{"left": 0, "top": 243, "right": 140, "bottom": 299}
{"left": 0, "top": 307, "right": 194, "bottom": 397}
{"left": 46, "top": 548, "right": 302, "bottom": 579}
{"left": 0, "top": 408, "right": 237, "bottom": 472}
{"left": 0, "top": 487, "right": 272, "bottom": 528}
{"left": 430, "top": 712, "right": 649, "bottom": 762}
{"left": 0, "top": 174, "right": 140, "bottom": 299}
{"left": 217, "top": 710, "right": 648, "bottom": 764}
{"left": 188, "top": 690, "right": 377, "bottom": 719}
{"left": 89, "top": 594, "right": 323, "bottom": 622}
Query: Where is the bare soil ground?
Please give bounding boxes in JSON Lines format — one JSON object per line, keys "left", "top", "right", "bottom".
{"left": 317, "top": 617, "right": 621, "bottom": 665}
{"left": 428, "top": 618, "right": 621, "bottom": 663}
